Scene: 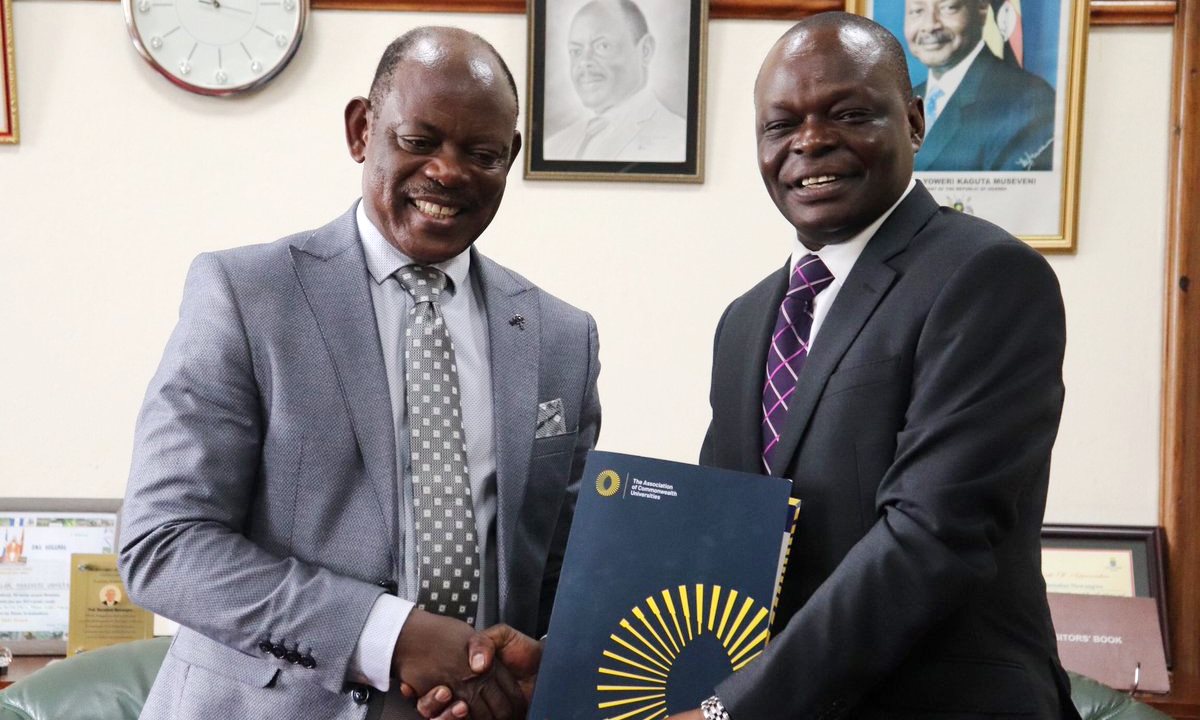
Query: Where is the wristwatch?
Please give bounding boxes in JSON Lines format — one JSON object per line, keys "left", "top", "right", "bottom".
{"left": 701, "top": 696, "right": 730, "bottom": 720}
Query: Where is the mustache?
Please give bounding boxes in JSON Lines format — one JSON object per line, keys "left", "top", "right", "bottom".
{"left": 914, "top": 30, "right": 952, "bottom": 44}
{"left": 403, "top": 183, "right": 474, "bottom": 207}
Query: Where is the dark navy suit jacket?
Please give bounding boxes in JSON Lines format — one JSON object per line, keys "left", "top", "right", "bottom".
{"left": 703, "top": 184, "right": 1080, "bottom": 719}
{"left": 915, "top": 51, "right": 1057, "bottom": 172}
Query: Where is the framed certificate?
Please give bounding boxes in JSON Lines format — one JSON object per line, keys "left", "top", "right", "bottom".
{"left": 0, "top": 499, "right": 122, "bottom": 654}
{"left": 1041, "top": 524, "right": 1169, "bottom": 665}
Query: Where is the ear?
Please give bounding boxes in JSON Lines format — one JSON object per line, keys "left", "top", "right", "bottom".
{"left": 506, "top": 131, "right": 523, "bottom": 174}
{"left": 638, "top": 35, "right": 655, "bottom": 68}
{"left": 344, "top": 96, "right": 371, "bottom": 163}
{"left": 906, "top": 95, "right": 926, "bottom": 154}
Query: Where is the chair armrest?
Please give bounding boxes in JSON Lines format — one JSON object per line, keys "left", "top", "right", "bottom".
{"left": 1070, "top": 670, "right": 1173, "bottom": 720}
{"left": 0, "top": 638, "right": 170, "bottom": 720}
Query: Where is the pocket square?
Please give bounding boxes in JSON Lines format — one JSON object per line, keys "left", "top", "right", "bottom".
{"left": 536, "top": 399, "right": 568, "bottom": 438}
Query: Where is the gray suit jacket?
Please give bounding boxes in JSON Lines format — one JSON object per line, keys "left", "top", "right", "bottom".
{"left": 118, "top": 206, "right": 601, "bottom": 720}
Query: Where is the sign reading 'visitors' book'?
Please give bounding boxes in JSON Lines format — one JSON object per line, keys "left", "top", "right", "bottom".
{"left": 530, "top": 451, "right": 799, "bottom": 720}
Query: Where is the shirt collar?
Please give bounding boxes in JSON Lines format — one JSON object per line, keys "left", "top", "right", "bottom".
{"left": 790, "top": 177, "right": 917, "bottom": 278}
{"left": 926, "top": 40, "right": 987, "bottom": 100}
{"left": 356, "top": 199, "right": 471, "bottom": 298}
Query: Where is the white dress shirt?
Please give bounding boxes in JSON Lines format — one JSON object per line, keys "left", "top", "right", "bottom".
{"left": 789, "top": 177, "right": 916, "bottom": 350}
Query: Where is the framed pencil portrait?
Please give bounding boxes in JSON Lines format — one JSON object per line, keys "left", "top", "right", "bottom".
{"left": 0, "top": 0, "right": 17, "bottom": 144}
{"left": 526, "top": 0, "right": 708, "bottom": 182}
{"left": 848, "top": 0, "right": 1088, "bottom": 251}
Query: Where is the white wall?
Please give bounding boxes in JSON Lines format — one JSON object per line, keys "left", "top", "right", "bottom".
{"left": 0, "top": 3, "right": 1172, "bottom": 525}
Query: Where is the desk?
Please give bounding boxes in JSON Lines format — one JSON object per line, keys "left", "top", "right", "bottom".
{"left": 1141, "top": 673, "right": 1200, "bottom": 719}
{"left": 0, "top": 656, "right": 61, "bottom": 690}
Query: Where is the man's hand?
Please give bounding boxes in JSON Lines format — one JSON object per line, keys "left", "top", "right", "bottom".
{"left": 391, "top": 610, "right": 526, "bottom": 720}
{"left": 665, "top": 711, "right": 704, "bottom": 720}
{"left": 403, "top": 623, "right": 542, "bottom": 719}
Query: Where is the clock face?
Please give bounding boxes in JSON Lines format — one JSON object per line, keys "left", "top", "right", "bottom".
{"left": 124, "top": 0, "right": 306, "bottom": 95}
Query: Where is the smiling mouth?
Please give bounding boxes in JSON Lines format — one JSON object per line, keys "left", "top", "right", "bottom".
{"left": 412, "top": 199, "right": 462, "bottom": 219}
{"left": 800, "top": 175, "right": 842, "bottom": 188}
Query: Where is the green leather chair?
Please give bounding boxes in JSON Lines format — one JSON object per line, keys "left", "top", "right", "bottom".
{"left": 0, "top": 637, "right": 1174, "bottom": 720}
{"left": 1070, "top": 672, "right": 1174, "bottom": 720}
{"left": 0, "top": 638, "right": 168, "bottom": 720}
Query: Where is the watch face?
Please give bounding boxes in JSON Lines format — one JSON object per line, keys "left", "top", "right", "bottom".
{"left": 124, "top": 0, "right": 306, "bottom": 95}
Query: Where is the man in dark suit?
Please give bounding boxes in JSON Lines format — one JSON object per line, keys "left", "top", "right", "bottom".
{"left": 668, "top": 13, "right": 1078, "bottom": 720}
{"left": 906, "top": 0, "right": 1056, "bottom": 171}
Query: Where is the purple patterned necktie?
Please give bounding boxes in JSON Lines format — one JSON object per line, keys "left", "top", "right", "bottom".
{"left": 762, "top": 254, "right": 834, "bottom": 474}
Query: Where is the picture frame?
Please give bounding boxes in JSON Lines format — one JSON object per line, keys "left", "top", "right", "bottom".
{"left": 847, "top": 0, "right": 1088, "bottom": 251}
{"left": 0, "top": 499, "right": 123, "bottom": 655}
{"left": 0, "top": 0, "right": 17, "bottom": 144}
{"left": 525, "top": 0, "right": 707, "bottom": 182}
{"left": 1041, "top": 524, "right": 1170, "bottom": 665}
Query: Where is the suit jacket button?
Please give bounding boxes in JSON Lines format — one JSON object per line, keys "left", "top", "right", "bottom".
{"left": 257, "top": 640, "right": 273, "bottom": 655}
{"left": 300, "top": 654, "right": 317, "bottom": 669}
{"left": 351, "top": 686, "right": 371, "bottom": 705}
{"left": 376, "top": 580, "right": 398, "bottom": 594}
{"left": 285, "top": 650, "right": 301, "bottom": 664}
{"left": 271, "top": 643, "right": 287, "bottom": 659}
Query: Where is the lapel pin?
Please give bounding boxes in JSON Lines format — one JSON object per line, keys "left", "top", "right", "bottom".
{"left": 509, "top": 314, "right": 526, "bottom": 330}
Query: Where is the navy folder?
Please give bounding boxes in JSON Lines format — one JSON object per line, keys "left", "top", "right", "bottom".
{"left": 529, "top": 451, "right": 797, "bottom": 720}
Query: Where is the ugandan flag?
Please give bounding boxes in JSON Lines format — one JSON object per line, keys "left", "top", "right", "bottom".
{"left": 984, "top": 0, "right": 1025, "bottom": 67}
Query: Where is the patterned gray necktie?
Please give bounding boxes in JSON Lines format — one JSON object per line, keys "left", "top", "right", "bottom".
{"left": 396, "top": 265, "right": 479, "bottom": 625}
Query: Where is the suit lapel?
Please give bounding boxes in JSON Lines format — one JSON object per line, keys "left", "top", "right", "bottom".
{"left": 608, "top": 92, "right": 658, "bottom": 157}
{"left": 916, "top": 53, "right": 990, "bottom": 170}
{"left": 723, "top": 265, "right": 789, "bottom": 474}
{"left": 472, "top": 251, "right": 539, "bottom": 621}
{"left": 290, "top": 207, "right": 398, "bottom": 562}
{"left": 768, "top": 185, "right": 940, "bottom": 474}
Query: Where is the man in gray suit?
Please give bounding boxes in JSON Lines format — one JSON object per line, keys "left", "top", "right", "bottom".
{"left": 118, "top": 26, "right": 600, "bottom": 720}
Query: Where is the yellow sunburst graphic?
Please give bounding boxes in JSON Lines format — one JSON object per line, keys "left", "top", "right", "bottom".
{"left": 595, "top": 585, "right": 770, "bottom": 720}
{"left": 596, "top": 470, "right": 621, "bottom": 497}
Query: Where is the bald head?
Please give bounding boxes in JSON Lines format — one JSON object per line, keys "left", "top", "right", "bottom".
{"left": 368, "top": 26, "right": 519, "bottom": 119}
{"left": 757, "top": 12, "right": 913, "bottom": 102}
{"left": 576, "top": 0, "right": 650, "bottom": 42}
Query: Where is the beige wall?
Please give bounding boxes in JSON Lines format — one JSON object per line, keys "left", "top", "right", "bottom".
{"left": 0, "top": 4, "right": 1173, "bottom": 526}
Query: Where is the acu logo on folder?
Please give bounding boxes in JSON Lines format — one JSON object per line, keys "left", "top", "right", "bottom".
{"left": 530, "top": 451, "right": 800, "bottom": 719}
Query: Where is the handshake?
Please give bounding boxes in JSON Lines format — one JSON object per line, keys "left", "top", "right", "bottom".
{"left": 391, "top": 609, "right": 542, "bottom": 720}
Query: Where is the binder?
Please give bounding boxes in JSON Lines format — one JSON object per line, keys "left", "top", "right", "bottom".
{"left": 529, "top": 451, "right": 799, "bottom": 719}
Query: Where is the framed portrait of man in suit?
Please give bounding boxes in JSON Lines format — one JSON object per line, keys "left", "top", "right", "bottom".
{"left": 526, "top": 0, "right": 708, "bottom": 182}
{"left": 849, "top": 0, "right": 1088, "bottom": 250}
{"left": 0, "top": 0, "right": 17, "bottom": 144}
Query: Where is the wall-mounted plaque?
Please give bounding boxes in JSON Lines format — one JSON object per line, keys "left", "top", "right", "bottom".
{"left": 67, "top": 554, "right": 153, "bottom": 655}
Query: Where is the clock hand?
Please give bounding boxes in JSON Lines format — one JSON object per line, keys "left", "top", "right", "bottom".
{"left": 197, "top": 0, "right": 252, "bottom": 13}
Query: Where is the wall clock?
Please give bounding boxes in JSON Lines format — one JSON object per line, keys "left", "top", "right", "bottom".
{"left": 123, "top": 0, "right": 307, "bottom": 96}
